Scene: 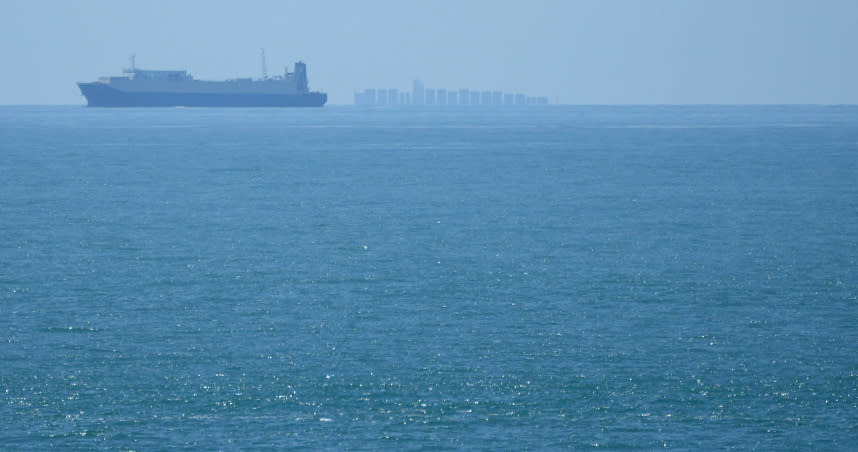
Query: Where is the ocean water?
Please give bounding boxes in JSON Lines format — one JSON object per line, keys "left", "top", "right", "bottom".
{"left": 1, "top": 105, "right": 857, "bottom": 450}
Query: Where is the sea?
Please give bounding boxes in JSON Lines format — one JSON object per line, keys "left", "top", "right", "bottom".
{"left": 1, "top": 105, "right": 857, "bottom": 450}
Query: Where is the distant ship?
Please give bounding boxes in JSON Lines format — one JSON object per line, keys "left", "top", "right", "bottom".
{"left": 77, "top": 60, "right": 327, "bottom": 107}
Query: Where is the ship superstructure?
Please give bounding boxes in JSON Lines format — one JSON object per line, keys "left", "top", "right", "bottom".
{"left": 78, "top": 60, "right": 326, "bottom": 107}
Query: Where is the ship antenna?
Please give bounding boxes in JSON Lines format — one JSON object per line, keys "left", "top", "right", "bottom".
{"left": 131, "top": 54, "right": 135, "bottom": 71}
{"left": 260, "top": 48, "right": 268, "bottom": 80}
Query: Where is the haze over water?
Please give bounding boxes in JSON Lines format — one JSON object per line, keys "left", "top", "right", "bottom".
{"left": 3, "top": 1, "right": 858, "bottom": 105}
{"left": 2, "top": 105, "right": 857, "bottom": 449}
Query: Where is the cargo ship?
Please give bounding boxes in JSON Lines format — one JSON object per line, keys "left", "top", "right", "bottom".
{"left": 77, "top": 60, "right": 326, "bottom": 107}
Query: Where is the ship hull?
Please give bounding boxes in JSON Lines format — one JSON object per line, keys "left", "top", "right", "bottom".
{"left": 78, "top": 82, "right": 327, "bottom": 107}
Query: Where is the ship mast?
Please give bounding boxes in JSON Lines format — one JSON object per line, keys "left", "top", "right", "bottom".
{"left": 260, "top": 48, "right": 268, "bottom": 80}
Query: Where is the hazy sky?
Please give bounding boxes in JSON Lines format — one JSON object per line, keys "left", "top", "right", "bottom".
{"left": 1, "top": 0, "right": 856, "bottom": 105}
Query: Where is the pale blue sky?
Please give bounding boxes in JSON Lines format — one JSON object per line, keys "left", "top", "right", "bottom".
{"left": 1, "top": 0, "right": 856, "bottom": 105}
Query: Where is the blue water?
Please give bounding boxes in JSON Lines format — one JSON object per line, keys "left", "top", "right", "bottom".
{"left": 2, "top": 105, "right": 857, "bottom": 449}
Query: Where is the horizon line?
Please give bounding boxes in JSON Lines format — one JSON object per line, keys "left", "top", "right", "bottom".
{"left": 3, "top": 103, "right": 858, "bottom": 107}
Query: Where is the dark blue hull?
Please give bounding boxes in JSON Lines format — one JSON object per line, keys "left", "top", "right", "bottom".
{"left": 78, "top": 83, "right": 327, "bottom": 107}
